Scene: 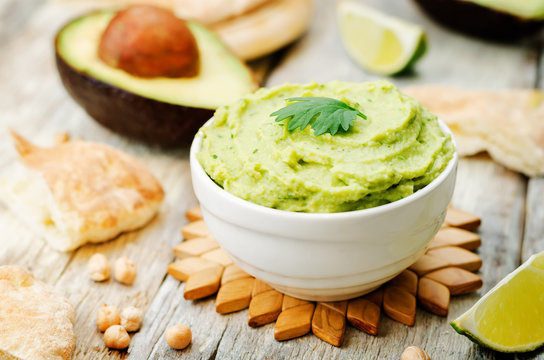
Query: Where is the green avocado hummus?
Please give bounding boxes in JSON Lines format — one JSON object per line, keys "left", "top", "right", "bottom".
{"left": 197, "top": 81, "right": 454, "bottom": 213}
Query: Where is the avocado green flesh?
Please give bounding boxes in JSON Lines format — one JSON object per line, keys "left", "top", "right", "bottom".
{"left": 198, "top": 81, "right": 454, "bottom": 213}
{"left": 56, "top": 11, "right": 256, "bottom": 109}
{"left": 464, "top": 0, "right": 544, "bottom": 19}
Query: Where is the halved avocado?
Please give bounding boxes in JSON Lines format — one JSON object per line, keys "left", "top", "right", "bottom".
{"left": 55, "top": 10, "right": 257, "bottom": 146}
{"left": 413, "top": 0, "right": 544, "bottom": 39}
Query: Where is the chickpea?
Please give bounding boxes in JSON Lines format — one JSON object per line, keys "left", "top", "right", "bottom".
{"left": 401, "top": 346, "right": 431, "bottom": 360}
{"left": 165, "top": 324, "right": 191, "bottom": 350}
{"left": 120, "top": 306, "right": 143, "bottom": 332}
{"left": 113, "top": 256, "right": 137, "bottom": 285}
{"left": 104, "top": 325, "right": 130, "bottom": 350}
{"left": 87, "top": 253, "right": 110, "bottom": 282}
{"left": 97, "top": 304, "right": 121, "bottom": 332}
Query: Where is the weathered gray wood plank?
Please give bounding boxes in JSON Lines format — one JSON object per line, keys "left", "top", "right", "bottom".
{"left": 53, "top": 154, "right": 195, "bottom": 359}
{"left": 0, "top": 1, "right": 77, "bottom": 285}
{"left": 131, "top": 278, "right": 231, "bottom": 359}
{"left": 0, "top": 0, "right": 45, "bottom": 46}
{"left": 0, "top": 3, "right": 195, "bottom": 359}
{"left": 267, "top": 0, "right": 538, "bottom": 89}
{"left": 0, "top": 2, "right": 277, "bottom": 359}
{"left": 0, "top": 0, "right": 542, "bottom": 359}
{"left": 207, "top": 0, "right": 540, "bottom": 358}
{"left": 523, "top": 74, "right": 544, "bottom": 262}
{"left": 523, "top": 178, "right": 544, "bottom": 263}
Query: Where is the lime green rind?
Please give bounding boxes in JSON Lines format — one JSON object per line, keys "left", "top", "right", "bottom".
{"left": 354, "top": 33, "right": 427, "bottom": 76}
{"left": 336, "top": 1, "right": 428, "bottom": 76}
{"left": 450, "top": 320, "right": 493, "bottom": 350}
{"left": 391, "top": 34, "right": 427, "bottom": 76}
{"left": 349, "top": 34, "right": 427, "bottom": 76}
{"left": 450, "top": 251, "right": 544, "bottom": 354}
{"left": 451, "top": 319, "right": 544, "bottom": 353}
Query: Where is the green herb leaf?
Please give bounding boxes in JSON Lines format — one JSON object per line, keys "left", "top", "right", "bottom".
{"left": 270, "top": 97, "right": 366, "bottom": 136}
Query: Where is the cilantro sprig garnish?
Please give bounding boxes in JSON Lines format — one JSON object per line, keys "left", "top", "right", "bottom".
{"left": 270, "top": 97, "right": 366, "bottom": 136}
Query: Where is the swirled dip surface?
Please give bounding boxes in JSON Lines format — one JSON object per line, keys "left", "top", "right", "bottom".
{"left": 197, "top": 81, "right": 454, "bottom": 213}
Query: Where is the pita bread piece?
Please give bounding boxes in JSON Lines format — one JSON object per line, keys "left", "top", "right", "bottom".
{"left": 174, "top": 0, "right": 312, "bottom": 61}
{"left": 0, "top": 266, "right": 76, "bottom": 360}
{"left": 174, "top": 0, "right": 273, "bottom": 25}
{"left": 0, "top": 132, "right": 164, "bottom": 251}
{"left": 404, "top": 86, "right": 544, "bottom": 177}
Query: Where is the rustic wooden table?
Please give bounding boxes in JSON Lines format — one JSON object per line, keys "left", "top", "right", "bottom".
{"left": 1, "top": 0, "right": 543, "bottom": 359}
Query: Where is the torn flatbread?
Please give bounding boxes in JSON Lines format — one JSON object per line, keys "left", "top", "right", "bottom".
{"left": 0, "top": 132, "right": 164, "bottom": 251}
{"left": 0, "top": 266, "right": 76, "bottom": 360}
{"left": 173, "top": 0, "right": 274, "bottom": 25}
{"left": 404, "top": 86, "right": 544, "bottom": 177}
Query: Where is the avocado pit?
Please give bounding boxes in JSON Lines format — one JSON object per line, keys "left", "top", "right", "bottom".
{"left": 54, "top": 9, "right": 257, "bottom": 146}
{"left": 98, "top": 6, "right": 200, "bottom": 78}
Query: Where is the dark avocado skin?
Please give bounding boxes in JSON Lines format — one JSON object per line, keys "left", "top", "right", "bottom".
{"left": 55, "top": 41, "right": 214, "bottom": 147}
{"left": 414, "top": 0, "right": 544, "bottom": 40}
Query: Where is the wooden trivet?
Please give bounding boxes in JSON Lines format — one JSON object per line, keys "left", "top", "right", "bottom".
{"left": 166, "top": 206, "right": 483, "bottom": 347}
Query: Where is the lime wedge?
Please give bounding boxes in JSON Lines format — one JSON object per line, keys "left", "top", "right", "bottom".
{"left": 451, "top": 251, "right": 544, "bottom": 353}
{"left": 337, "top": 1, "right": 427, "bottom": 76}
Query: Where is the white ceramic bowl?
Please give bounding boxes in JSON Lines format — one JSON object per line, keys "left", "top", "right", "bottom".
{"left": 190, "top": 119, "right": 458, "bottom": 301}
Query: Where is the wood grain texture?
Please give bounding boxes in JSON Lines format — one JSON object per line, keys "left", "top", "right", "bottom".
{"left": 0, "top": 0, "right": 45, "bottom": 45}
{"left": 0, "top": 0, "right": 543, "bottom": 359}
{"left": 523, "top": 177, "right": 544, "bottom": 263}
{"left": 266, "top": 0, "right": 538, "bottom": 89}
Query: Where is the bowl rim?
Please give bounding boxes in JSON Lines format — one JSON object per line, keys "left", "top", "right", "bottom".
{"left": 190, "top": 117, "right": 458, "bottom": 220}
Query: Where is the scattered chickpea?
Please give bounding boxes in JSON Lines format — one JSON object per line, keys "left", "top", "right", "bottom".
{"left": 87, "top": 253, "right": 111, "bottom": 282}
{"left": 97, "top": 304, "right": 121, "bottom": 332}
{"left": 401, "top": 346, "right": 431, "bottom": 360}
{"left": 114, "top": 256, "right": 137, "bottom": 285}
{"left": 165, "top": 324, "right": 191, "bottom": 350}
{"left": 104, "top": 325, "right": 130, "bottom": 350}
{"left": 120, "top": 306, "right": 143, "bottom": 332}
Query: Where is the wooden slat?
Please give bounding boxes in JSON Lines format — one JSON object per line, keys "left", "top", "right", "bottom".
{"left": 347, "top": 297, "right": 380, "bottom": 335}
{"left": 136, "top": 278, "right": 229, "bottom": 359}
{"left": 520, "top": 51, "right": 544, "bottom": 292}
{"left": 424, "top": 267, "right": 483, "bottom": 295}
{"left": 426, "top": 246, "right": 482, "bottom": 272}
{"left": 0, "top": 0, "right": 45, "bottom": 46}
{"left": 266, "top": 0, "right": 538, "bottom": 89}
{"left": 522, "top": 178, "right": 544, "bottom": 262}
{"left": 428, "top": 227, "right": 481, "bottom": 250}
{"left": 0, "top": 4, "right": 199, "bottom": 359}
{"left": 388, "top": 269, "right": 418, "bottom": 296}
{"left": 418, "top": 277, "right": 450, "bottom": 317}
{"left": 0, "top": 0, "right": 539, "bottom": 358}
